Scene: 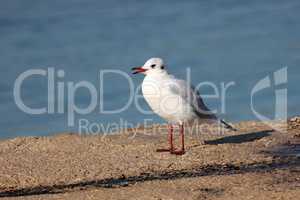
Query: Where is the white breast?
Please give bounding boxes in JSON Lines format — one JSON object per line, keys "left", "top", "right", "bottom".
{"left": 142, "top": 74, "right": 197, "bottom": 123}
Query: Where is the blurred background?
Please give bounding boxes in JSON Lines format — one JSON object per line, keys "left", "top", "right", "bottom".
{"left": 0, "top": 0, "right": 299, "bottom": 138}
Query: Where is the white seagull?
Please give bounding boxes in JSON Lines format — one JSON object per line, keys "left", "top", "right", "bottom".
{"left": 132, "top": 58, "right": 236, "bottom": 155}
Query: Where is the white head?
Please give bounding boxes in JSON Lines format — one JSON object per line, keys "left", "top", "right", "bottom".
{"left": 132, "top": 57, "right": 167, "bottom": 76}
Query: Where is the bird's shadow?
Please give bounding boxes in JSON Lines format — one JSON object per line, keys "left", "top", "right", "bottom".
{"left": 204, "top": 130, "right": 274, "bottom": 145}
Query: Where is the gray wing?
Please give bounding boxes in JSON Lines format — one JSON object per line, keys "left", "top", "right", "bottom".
{"left": 168, "top": 79, "right": 216, "bottom": 119}
{"left": 168, "top": 78, "right": 237, "bottom": 130}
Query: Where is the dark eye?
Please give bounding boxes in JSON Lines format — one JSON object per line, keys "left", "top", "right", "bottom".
{"left": 161, "top": 65, "right": 164, "bottom": 69}
{"left": 151, "top": 64, "right": 156, "bottom": 68}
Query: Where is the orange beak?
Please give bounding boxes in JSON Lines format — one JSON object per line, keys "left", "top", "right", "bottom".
{"left": 131, "top": 67, "right": 147, "bottom": 74}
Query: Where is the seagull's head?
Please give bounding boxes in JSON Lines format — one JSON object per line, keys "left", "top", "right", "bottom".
{"left": 132, "top": 57, "right": 167, "bottom": 76}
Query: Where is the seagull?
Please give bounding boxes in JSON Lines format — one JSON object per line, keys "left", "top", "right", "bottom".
{"left": 132, "top": 58, "right": 236, "bottom": 155}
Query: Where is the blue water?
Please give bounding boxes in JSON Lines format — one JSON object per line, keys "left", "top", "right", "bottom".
{"left": 0, "top": 0, "right": 299, "bottom": 138}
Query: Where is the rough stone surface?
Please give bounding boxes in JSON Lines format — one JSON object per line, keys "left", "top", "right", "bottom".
{"left": 0, "top": 119, "right": 299, "bottom": 199}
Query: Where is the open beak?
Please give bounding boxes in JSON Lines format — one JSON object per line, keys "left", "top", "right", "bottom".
{"left": 131, "top": 66, "right": 147, "bottom": 74}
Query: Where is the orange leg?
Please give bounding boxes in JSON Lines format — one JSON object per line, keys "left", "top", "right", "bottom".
{"left": 156, "top": 124, "right": 174, "bottom": 152}
{"left": 170, "top": 123, "right": 185, "bottom": 155}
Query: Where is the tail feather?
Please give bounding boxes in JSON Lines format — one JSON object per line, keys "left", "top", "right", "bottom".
{"left": 220, "top": 119, "right": 237, "bottom": 131}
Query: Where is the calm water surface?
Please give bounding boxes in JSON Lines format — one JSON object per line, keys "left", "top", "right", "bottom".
{"left": 0, "top": 0, "right": 299, "bottom": 138}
